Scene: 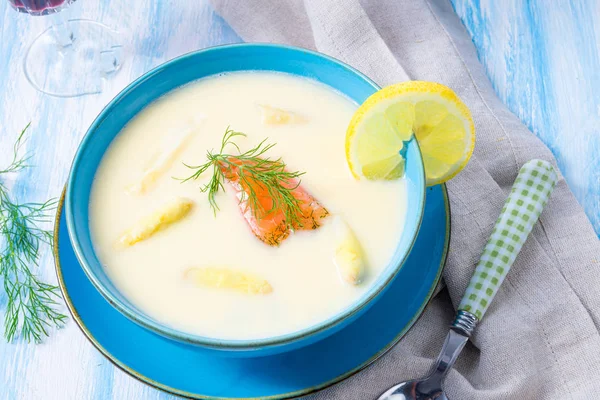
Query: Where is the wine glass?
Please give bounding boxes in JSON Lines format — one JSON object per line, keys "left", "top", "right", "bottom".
{"left": 8, "top": 0, "right": 124, "bottom": 97}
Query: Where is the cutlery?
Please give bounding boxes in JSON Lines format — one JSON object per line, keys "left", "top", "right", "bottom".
{"left": 378, "top": 159, "right": 557, "bottom": 400}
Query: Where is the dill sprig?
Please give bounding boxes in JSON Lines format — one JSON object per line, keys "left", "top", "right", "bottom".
{"left": 182, "top": 127, "right": 306, "bottom": 228}
{"left": 0, "top": 123, "right": 31, "bottom": 175}
{"left": 0, "top": 124, "right": 66, "bottom": 343}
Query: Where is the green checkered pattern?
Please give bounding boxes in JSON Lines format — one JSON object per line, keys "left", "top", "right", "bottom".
{"left": 458, "top": 159, "right": 557, "bottom": 320}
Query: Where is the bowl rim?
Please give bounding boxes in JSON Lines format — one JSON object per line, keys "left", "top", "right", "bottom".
{"left": 65, "top": 42, "right": 426, "bottom": 350}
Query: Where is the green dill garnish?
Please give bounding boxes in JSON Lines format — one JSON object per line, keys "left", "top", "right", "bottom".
{"left": 0, "top": 124, "right": 67, "bottom": 343}
{"left": 181, "top": 127, "right": 306, "bottom": 228}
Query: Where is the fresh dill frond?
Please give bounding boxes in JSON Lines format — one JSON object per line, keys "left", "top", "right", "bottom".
{"left": 0, "top": 123, "right": 31, "bottom": 175}
{"left": 181, "top": 127, "right": 306, "bottom": 228}
{"left": 0, "top": 124, "right": 67, "bottom": 343}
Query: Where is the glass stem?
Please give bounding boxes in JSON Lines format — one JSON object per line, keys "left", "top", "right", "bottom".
{"left": 50, "top": 10, "right": 74, "bottom": 48}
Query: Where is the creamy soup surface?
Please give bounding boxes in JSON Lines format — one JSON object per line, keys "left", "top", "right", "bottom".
{"left": 90, "top": 72, "right": 407, "bottom": 340}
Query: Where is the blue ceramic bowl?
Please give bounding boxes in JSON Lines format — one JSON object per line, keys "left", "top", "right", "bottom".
{"left": 66, "top": 43, "right": 426, "bottom": 356}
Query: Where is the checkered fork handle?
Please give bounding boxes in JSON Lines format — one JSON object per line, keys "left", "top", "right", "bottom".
{"left": 458, "top": 159, "right": 558, "bottom": 321}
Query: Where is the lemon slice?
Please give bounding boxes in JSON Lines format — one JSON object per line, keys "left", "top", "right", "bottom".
{"left": 346, "top": 81, "right": 475, "bottom": 185}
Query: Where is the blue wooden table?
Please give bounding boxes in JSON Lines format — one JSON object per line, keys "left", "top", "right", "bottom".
{"left": 0, "top": 1, "right": 598, "bottom": 398}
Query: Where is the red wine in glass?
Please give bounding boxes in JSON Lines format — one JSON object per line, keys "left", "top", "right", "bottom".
{"left": 8, "top": 0, "right": 73, "bottom": 16}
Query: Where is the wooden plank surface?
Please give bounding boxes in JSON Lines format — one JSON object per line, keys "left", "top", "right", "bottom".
{"left": 451, "top": 0, "right": 600, "bottom": 236}
{"left": 0, "top": 0, "right": 598, "bottom": 399}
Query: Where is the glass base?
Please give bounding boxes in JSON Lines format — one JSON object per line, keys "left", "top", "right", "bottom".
{"left": 24, "top": 19, "right": 124, "bottom": 97}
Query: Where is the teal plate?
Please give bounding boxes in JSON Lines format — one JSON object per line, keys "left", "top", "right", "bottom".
{"left": 54, "top": 185, "right": 449, "bottom": 399}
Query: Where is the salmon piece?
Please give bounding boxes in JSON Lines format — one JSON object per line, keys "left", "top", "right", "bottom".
{"left": 219, "top": 157, "right": 328, "bottom": 246}
{"left": 288, "top": 183, "right": 330, "bottom": 231}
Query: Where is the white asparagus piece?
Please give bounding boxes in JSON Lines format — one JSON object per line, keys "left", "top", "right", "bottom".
{"left": 127, "top": 117, "right": 203, "bottom": 194}
{"left": 258, "top": 104, "right": 307, "bottom": 125}
{"left": 332, "top": 216, "right": 366, "bottom": 285}
{"left": 185, "top": 267, "right": 273, "bottom": 295}
{"left": 118, "top": 197, "right": 194, "bottom": 247}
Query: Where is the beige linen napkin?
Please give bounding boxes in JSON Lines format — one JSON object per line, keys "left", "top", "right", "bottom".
{"left": 209, "top": 0, "right": 600, "bottom": 398}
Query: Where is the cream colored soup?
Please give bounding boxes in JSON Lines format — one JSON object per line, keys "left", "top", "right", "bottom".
{"left": 90, "top": 72, "right": 407, "bottom": 340}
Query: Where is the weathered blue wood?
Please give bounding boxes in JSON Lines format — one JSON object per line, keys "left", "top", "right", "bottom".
{"left": 451, "top": 0, "right": 600, "bottom": 236}
{"left": 0, "top": 0, "right": 598, "bottom": 398}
